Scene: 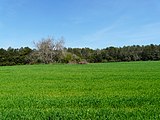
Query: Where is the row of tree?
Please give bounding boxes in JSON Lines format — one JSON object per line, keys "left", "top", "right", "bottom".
{"left": 67, "top": 44, "right": 160, "bottom": 63}
{"left": 0, "top": 37, "right": 160, "bottom": 66}
{"left": 0, "top": 47, "right": 32, "bottom": 66}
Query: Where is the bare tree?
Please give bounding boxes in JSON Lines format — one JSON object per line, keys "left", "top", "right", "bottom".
{"left": 33, "top": 37, "right": 64, "bottom": 64}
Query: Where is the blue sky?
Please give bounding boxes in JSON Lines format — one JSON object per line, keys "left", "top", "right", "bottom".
{"left": 0, "top": 0, "right": 160, "bottom": 49}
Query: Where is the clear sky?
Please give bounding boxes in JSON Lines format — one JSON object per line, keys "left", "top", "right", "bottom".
{"left": 0, "top": 0, "right": 160, "bottom": 49}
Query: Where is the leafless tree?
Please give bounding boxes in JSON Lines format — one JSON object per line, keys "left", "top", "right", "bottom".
{"left": 33, "top": 37, "right": 64, "bottom": 64}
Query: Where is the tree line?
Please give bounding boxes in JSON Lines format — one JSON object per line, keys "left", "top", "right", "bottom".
{"left": 67, "top": 44, "right": 160, "bottom": 63}
{"left": 0, "top": 37, "right": 160, "bottom": 66}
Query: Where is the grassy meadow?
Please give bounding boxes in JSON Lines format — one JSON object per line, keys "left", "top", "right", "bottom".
{"left": 0, "top": 61, "right": 160, "bottom": 119}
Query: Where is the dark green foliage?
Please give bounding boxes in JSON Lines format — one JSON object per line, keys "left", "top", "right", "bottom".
{"left": 67, "top": 44, "right": 160, "bottom": 63}
{"left": 0, "top": 44, "right": 160, "bottom": 66}
{"left": 0, "top": 47, "right": 32, "bottom": 66}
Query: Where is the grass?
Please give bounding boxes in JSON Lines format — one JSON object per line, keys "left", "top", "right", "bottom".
{"left": 0, "top": 61, "right": 160, "bottom": 119}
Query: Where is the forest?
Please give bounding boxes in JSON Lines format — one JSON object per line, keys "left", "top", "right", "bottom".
{"left": 0, "top": 42, "right": 160, "bottom": 66}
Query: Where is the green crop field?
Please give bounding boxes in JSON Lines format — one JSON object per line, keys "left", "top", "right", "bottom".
{"left": 0, "top": 61, "right": 160, "bottom": 119}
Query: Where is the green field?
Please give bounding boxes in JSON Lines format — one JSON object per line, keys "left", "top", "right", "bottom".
{"left": 0, "top": 61, "right": 160, "bottom": 119}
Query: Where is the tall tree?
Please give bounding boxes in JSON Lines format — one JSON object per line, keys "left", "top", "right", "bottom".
{"left": 33, "top": 37, "right": 64, "bottom": 64}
